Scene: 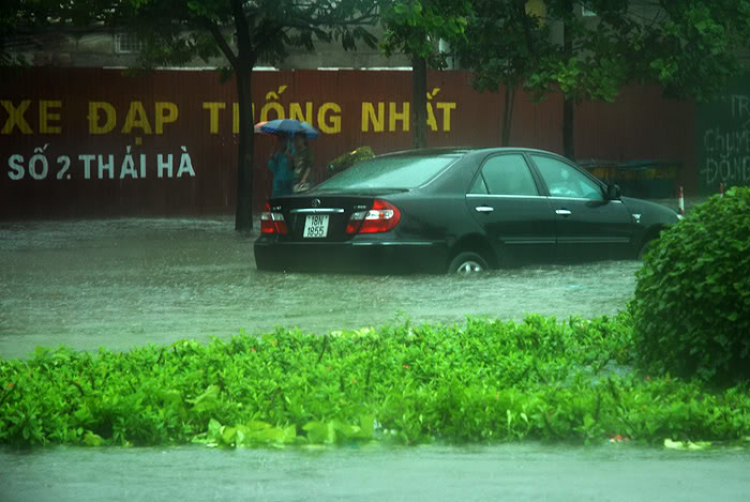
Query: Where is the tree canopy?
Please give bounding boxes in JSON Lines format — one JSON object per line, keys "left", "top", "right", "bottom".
{"left": 112, "top": 0, "right": 379, "bottom": 231}
{"left": 1, "top": 0, "right": 112, "bottom": 66}
{"left": 3, "top": 0, "right": 750, "bottom": 217}
{"left": 453, "top": 0, "right": 750, "bottom": 156}
{"left": 379, "top": 0, "right": 471, "bottom": 147}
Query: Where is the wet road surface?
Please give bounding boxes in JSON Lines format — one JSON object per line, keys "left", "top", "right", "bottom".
{"left": 1, "top": 217, "right": 640, "bottom": 359}
{"left": 2, "top": 443, "right": 749, "bottom": 502}
{"left": 3, "top": 213, "right": 749, "bottom": 501}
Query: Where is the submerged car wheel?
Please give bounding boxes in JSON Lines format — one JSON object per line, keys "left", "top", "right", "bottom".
{"left": 448, "top": 252, "right": 488, "bottom": 274}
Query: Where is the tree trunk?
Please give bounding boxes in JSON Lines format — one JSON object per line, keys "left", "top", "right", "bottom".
{"left": 411, "top": 54, "right": 428, "bottom": 149}
{"left": 228, "top": 0, "right": 256, "bottom": 232}
{"left": 501, "top": 84, "right": 516, "bottom": 146}
{"left": 563, "top": 97, "right": 575, "bottom": 160}
{"left": 562, "top": 0, "right": 575, "bottom": 160}
{"left": 234, "top": 66, "right": 254, "bottom": 232}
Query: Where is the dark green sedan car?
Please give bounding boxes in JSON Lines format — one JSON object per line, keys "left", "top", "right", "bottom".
{"left": 254, "top": 148, "right": 681, "bottom": 274}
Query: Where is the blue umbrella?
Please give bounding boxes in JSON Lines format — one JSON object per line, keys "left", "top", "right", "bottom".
{"left": 255, "top": 119, "right": 319, "bottom": 139}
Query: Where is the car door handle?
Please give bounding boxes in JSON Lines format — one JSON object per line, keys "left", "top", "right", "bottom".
{"left": 475, "top": 206, "right": 494, "bottom": 213}
{"left": 555, "top": 209, "right": 572, "bottom": 216}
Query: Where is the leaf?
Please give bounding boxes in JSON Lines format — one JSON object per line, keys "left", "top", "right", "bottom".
{"left": 208, "top": 418, "right": 222, "bottom": 441}
{"left": 163, "top": 390, "right": 182, "bottom": 406}
{"left": 83, "top": 431, "right": 103, "bottom": 447}
{"left": 359, "top": 414, "right": 375, "bottom": 438}
{"left": 189, "top": 385, "right": 221, "bottom": 413}
{"left": 336, "top": 423, "right": 361, "bottom": 439}
{"left": 687, "top": 441, "right": 712, "bottom": 451}
{"left": 221, "top": 426, "right": 237, "bottom": 446}
{"left": 283, "top": 425, "right": 297, "bottom": 443}
{"left": 248, "top": 427, "right": 285, "bottom": 443}
{"left": 303, "top": 421, "right": 335, "bottom": 444}
{"left": 664, "top": 438, "right": 712, "bottom": 451}
{"left": 244, "top": 421, "right": 272, "bottom": 431}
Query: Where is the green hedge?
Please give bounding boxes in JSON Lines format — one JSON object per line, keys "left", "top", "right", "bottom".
{"left": 1, "top": 314, "right": 749, "bottom": 448}
{"left": 631, "top": 187, "right": 750, "bottom": 385}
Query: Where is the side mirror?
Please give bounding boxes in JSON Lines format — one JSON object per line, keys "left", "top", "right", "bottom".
{"left": 605, "top": 184, "right": 621, "bottom": 200}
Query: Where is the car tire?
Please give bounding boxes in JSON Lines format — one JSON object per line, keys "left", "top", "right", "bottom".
{"left": 448, "top": 252, "right": 488, "bottom": 274}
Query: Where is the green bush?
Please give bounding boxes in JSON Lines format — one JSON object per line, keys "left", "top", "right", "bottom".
{"left": 631, "top": 187, "right": 750, "bottom": 384}
{"left": 2, "top": 314, "right": 750, "bottom": 449}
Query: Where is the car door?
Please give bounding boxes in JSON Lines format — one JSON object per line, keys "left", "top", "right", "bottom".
{"left": 466, "top": 153, "right": 556, "bottom": 265}
{"left": 528, "top": 153, "right": 633, "bottom": 262}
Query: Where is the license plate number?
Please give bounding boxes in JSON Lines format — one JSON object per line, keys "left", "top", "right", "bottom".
{"left": 303, "top": 214, "right": 329, "bottom": 238}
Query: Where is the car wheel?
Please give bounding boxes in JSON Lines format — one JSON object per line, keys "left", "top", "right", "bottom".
{"left": 448, "top": 252, "right": 488, "bottom": 274}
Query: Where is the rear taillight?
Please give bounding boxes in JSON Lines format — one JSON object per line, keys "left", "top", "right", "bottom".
{"left": 260, "top": 202, "right": 288, "bottom": 234}
{"left": 346, "top": 199, "right": 401, "bottom": 234}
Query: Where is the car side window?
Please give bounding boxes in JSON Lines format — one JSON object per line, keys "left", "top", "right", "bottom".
{"left": 473, "top": 154, "right": 538, "bottom": 196}
{"left": 468, "top": 174, "right": 488, "bottom": 194}
{"left": 531, "top": 155, "right": 603, "bottom": 200}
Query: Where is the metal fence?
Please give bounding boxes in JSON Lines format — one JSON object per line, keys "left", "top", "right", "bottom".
{"left": 1, "top": 68, "right": 695, "bottom": 219}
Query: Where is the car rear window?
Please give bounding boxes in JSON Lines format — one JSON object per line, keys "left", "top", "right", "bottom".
{"left": 314, "top": 155, "right": 460, "bottom": 192}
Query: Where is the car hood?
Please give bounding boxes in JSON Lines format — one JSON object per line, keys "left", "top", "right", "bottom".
{"left": 620, "top": 196, "right": 681, "bottom": 225}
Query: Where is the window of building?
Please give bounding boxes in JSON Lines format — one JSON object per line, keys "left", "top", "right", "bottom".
{"left": 115, "top": 33, "right": 144, "bottom": 54}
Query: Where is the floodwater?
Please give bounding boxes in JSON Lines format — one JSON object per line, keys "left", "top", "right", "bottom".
{"left": 1, "top": 217, "right": 640, "bottom": 359}
{"left": 3, "top": 212, "right": 750, "bottom": 501}
{"left": 2, "top": 442, "right": 749, "bottom": 502}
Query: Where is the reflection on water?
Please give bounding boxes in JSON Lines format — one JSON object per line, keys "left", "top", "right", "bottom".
{"left": 2, "top": 217, "right": 640, "bottom": 359}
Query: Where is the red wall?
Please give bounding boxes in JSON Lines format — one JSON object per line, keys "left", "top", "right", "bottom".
{"left": 0, "top": 68, "right": 695, "bottom": 219}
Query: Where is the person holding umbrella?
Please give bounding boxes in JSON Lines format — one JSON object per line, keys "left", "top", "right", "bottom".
{"left": 257, "top": 119, "right": 319, "bottom": 139}
{"left": 292, "top": 134, "right": 313, "bottom": 193}
{"left": 267, "top": 134, "right": 294, "bottom": 197}
{"left": 257, "top": 119, "right": 320, "bottom": 197}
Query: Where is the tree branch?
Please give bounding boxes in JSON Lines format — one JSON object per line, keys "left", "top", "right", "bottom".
{"left": 516, "top": 0, "right": 538, "bottom": 62}
{"left": 201, "top": 17, "right": 238, "bottom": 68}
{"left": 251, "top": 15, "right": 283, "bottom": 55}
{"left": 271, "top": 10, "right": 378, "bottom": 34}
{"left": 231, "top": 0, "right": 253, "bottom": 67}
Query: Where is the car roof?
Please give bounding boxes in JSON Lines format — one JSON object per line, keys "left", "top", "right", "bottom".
{"left": 377, "top": 147, "right": 564, "bottom": 158}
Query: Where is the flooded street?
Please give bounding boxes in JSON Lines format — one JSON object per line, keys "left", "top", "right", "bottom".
{"left": 3, "top": 215, "right": 750, "bottom": 501}
{"left": 1, "top": 217, "right": 639, "bottom": 359}
{"left": 2, "top": 443, "right": 750, "bottom": 502}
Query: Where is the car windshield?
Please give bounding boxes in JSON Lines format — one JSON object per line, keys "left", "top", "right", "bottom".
{"left": 314, "top": 154, "right": 460, "bottom": 192}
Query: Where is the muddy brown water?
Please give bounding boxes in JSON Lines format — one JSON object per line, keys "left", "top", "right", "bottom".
{"left": 1, "top": 217, "right": 640, "bottom": 359}
{"left": 3, "top": 211, "right": 750, "bottom": 501}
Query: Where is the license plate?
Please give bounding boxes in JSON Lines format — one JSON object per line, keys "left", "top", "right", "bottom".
{"left": 303, "top": 214, "right": 329, "bottom": 238}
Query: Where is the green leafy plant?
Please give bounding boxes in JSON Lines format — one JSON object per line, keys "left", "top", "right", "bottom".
{"left": 630, "top": 187, "right": 750, "bottom": 385}
{"left": 1, "top": 313, "right": 749, "bottom": 449}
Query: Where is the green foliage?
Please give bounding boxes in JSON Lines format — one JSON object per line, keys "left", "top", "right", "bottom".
{"left": 118, "top": 0, "right": 379, "bottom": 71}
{"left": 455, "top": 0, "right": 552, "bottom": 93}
{"left": 1, "top": 0, "right": 113, "bottom": 68}
{"left": 109, "top": 0, "right": 380, "bottom": 231}
{"left": 1, "top": 313, "right": 749, "bottom": 449}
{"left": 454, "top": 0, "right": 750, "bottom": 106}
{"left": 638, "top": 1, "right": 750, "bottom": 102}
{"left": 631, "top": 187, "right": 750, "bottom": 385}
{"left": 454, "top": 0, "right": 639, "bottom": 104}
{"left": 380, "top": 0, "right": 471, "bottom": 67}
